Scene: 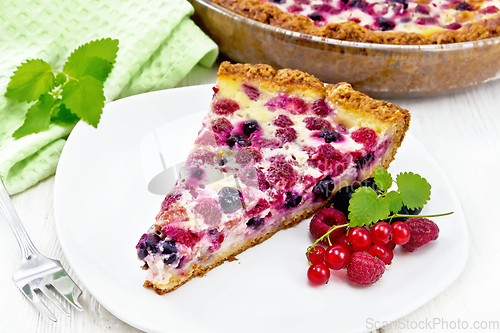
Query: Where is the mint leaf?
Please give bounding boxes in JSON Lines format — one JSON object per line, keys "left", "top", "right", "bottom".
{"left": 373, "top": 167, "right": 392, "bottom": 191}
{"left": 51, "top": 103, "right": 80, "bottom": 126}
{"left": 55, "top": 72, "right": 67, "bottom": 86}
{"left": 348, "top": 187, "right": 390, "bottom": 227}
{"left": 12, "top": 93, "right": 54, "bottom": 138}
{"left": 5, "top": 59, "right": 55, "bottom": 102}
{"left": 5, "top": 38, "right": 118, "bottom": 138}
{"left": 385, "top": 190, "right": 403, "bottom": 214}
{"left": 80, "top": 57, "right": 114, "bottom": 82}
{"left": 61, "top": 76, "right": 105, "bottom": 127}
{"left": 63, "top": 38, "right": 119, "bottom": 80}
{"left": 396, "top": 172, "right": 431, "bottom": 210}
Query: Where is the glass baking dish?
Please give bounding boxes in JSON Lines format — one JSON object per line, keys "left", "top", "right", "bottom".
{"left": 188, "top": 0, "right": 500, "bottom": 97}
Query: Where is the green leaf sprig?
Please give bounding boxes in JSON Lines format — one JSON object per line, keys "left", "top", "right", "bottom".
{"left": 347, "top": 168, "right": 452, "bottom": 227}
{"left": 4, "top": 38, "right": 119, "bottom": 138}
{"left": 306, "top": 168, "right": 452, "bottom": 259}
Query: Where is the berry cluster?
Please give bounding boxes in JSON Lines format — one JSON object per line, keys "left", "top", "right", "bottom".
{"left": 306, "top": 177, "right": 444, "bottom": 287}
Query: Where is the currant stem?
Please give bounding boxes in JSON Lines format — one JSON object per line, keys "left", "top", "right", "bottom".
{"left": 306, "top": 222, "right": 349, "bottom": 263}
{"left": 388, "top": 211, "right": 453, "bottom": 222}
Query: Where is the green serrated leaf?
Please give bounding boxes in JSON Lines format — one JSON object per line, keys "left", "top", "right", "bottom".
{"left": 51, "top": 102, "right": 80, "bottom": 126}
{"left": 61, "top": 76, "right": 105, "bottom": 127}
{"left": 12, "top": 93, "right": 55, "bottom": 138}
{"left": 373, "top": 167, "right": 392, "bottom": 192}
{"left": 5, "top": 59, "right": 55, "bottom": 102}
{"left": 55, "top": 72, "right": 67, "bottom": 86}
{"left": 385, "top": 190, "right": 403, "bottom": 214}
{"left": 348, "top": 187, "right": 390, "bottom": 227}
{"left": 62, "top": 38, "right": 119, "bottom": 80}
{"left": 80, "top": 57, "right": 113, "bottom": 82}
{"left": 396, "top": 172, "right": 431, "bottom": 210}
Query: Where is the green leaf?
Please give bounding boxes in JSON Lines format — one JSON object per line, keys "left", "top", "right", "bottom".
{"left": 385, "top": 190, "right": 403, "bottom": 214}
{"left": 373, "top": 167, "right": 392, "bottom": 192}
{"left": 5, "top": 59, "right": 55, "bottom": 102}
{"left": 396, "top": 172, "right": 431, "bottom": 210}
{"left": 12, "top": 93, "right": 54, "bottom": 138}
{"left": 348, "top": 187, "right": 390, "bottom": 227}
{"left": 55, "top": 72, "right": 67, "bottom": 86}
{"left": 63, "top": 38, "right": 119, "bottom": 81}
{"left": 80, "top": 57, "right": 114, "bottom": 82}
{"left": 61, "top": 76, "right": 105, "bottom": 127}
{"left": 51, "top": 102, "right": 80, "bottom": 126}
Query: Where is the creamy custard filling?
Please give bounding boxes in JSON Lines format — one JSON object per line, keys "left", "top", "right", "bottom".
{"left": 263, "top": 0, "right": 500, "bottom": 32}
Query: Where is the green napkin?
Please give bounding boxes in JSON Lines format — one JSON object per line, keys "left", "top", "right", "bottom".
{"left": 0, "top": 0, "right": 218, "bottom": 195}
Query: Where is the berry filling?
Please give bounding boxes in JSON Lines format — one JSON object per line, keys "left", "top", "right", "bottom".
{"left": 264, "top": 0, "right": 500, "bottom": 32}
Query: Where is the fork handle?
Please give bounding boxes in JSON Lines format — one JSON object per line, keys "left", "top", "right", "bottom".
{"left": 0, "top": 178, "right": 40, "bottom": 259}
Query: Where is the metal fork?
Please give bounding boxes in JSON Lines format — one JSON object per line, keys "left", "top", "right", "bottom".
{"left": 0, "top": 178, "right": 83, "bottom": 321}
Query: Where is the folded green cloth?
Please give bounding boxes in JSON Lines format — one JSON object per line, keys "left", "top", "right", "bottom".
{"left": 0, "top": 0, "right": 218, "bottom": 195}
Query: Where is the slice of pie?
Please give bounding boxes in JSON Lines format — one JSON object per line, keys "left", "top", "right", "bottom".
{"left": 136, "top": 61, "right": 410, "bottom": 294}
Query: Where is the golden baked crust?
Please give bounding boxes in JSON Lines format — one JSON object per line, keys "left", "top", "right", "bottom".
{"left": 142, "top": 62, "right": 410, "bottom": 295}
{"left": 209, "top": 0, "right": 500, "bottom": 44}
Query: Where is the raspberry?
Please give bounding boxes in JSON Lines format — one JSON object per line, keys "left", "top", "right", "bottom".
{"left": 211, "top": 117, "right": 233, "bottom": 138}
{"left": 194, "top": 200, "right": 222, "bottom": 226}
{"left": 287, "top": 96, "right": 307, "bottom": 115}
{"left": 309, "top": 208, "right": 348, "bottom": 245}
{"left": 162, "top": 226, "right": 201, "bottom": 248}
{"left": 187, "top": 149, "right": 216, "bottom": 167}
{"left": 347, "top": 252, "right": 385, "bottom": 286}
{"left": 160, "top": 192, "right": 181, "bottom": 211}
{"left": 303, "top": 117, "right": 332, "bottom": 131}
{"left": 273, "top": 115, "right": 294, "bottom": 128}
{"left": 311, "top": 98, "right": 332, "bottom": 117}
{"left": 402, "top": 217, "right": 440, "bottom": 252}
{"left": 266, "top": 155, "right": 298, "bottom": 188}
{"left": 252, "top": 137, "right": 280, "bottom": 149}
{"left": 242, "top": 83, "right": 260, "bottom": 101}
{"left": 213, "top": 98, "right": 240, "bottom": 115}
{"left": 237, "top": 166, "right": 269, "bottom": 191}
{"left": 266, "top": 95, "right": 287, "bottom": 110}
{"left": 266, "top": 94, "right": 306, "bottom": 114}
{"left": 246, "top": 198, "right": 270, "bottom": 217}
{"left": 207, "top": 229, "right": 225, "bottom": 252}
{"left": 235, "top": 147, "right": 263, "bottom": 164}
{"left": 351, "top": 127, "right": 378, "bottom": 150}
{"left": 195, "top": 131, "right": 217, "bottom": 147}
{"left": 275, "top": 127, "right": 297, "bottom": 143}
{"left": 309, "top": 144, "right": 342, "bottom": 172}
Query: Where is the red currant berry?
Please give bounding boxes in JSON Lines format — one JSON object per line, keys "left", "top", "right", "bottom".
{"left": 391, "top": 222, "right": 411, "bottom": 245}
{"left": 324, "top": 244, "right": 351, "bottom": 270}
{"left": 348, "top": 227, "right": 372, "bottom": 252}
{"left": 385, "top": 240, "right": 396, "bottom": 251}
{"left": 308, "top": 246, "right": 326, "bottom": 265}
{"left": 370, "top": 222, "right": 392, "bottom": 246}
{"left": 334, "top": 234, "right": 352, "bottom": 251}
{"left": 368, "top": 244, "right": 394, "bottom": 265}
{"left": 307, "top": 263, "right": 331, "bottom": 285}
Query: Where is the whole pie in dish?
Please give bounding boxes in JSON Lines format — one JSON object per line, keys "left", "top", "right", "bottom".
{"left": 209, "top": 0, "right": 500, "bottom": 44}
{"left": 136, "top": 62, "right": 410, "bottom": 294}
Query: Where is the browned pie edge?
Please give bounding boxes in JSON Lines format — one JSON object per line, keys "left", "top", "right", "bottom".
{"left": 209, "top": 0, "right": 500, "bottom": 45}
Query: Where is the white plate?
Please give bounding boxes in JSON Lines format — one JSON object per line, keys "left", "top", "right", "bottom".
{"left": 54, "top": 85, "right": 469, "bottom": 333}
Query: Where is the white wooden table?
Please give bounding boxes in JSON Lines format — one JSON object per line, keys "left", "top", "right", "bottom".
{"left": 1, "top": 62, "right": 499, "bottom": 333}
